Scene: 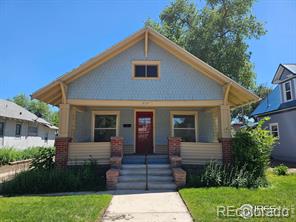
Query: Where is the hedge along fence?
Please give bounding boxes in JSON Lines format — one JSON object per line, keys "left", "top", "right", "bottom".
{"left": 0, "top": 147, "right": 54, "bottom": 166}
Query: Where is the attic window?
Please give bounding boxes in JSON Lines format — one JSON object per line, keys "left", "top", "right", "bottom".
{"left": 132, "top": 61, "right": 160, "bottom": 79}
{"left": 283, "top": 81, "right": 292, "bottom": 102}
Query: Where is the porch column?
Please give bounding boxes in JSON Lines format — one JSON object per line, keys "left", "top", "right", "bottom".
{"left": 58, "top": 103, "right": 71, "bottom": 137}
{"left": 219, "top": 105, "right": 232, "bottom": 163}
{"left": 55, "top": 103, "right": 71, "bottom": 167}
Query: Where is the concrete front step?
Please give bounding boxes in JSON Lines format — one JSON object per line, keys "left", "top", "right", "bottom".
{"left": 121, "top": 164, "right": 170, "bottom": 170}
{"left": 116, "top": 182, "right": 176, "bottom": 190}
{"left": 120, "top": 168, "right": 172, "bottom": 176}
{"left": 122, "top": 155, "right": 169, "bottom": 164}
{"left": 118, "top": 175, "right": 174, "bottom": 182}
{"left": 122, "top": 159, "right": 169, "bottom": 164}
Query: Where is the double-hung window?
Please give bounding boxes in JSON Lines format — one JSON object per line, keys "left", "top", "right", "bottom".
{"left": 93, "top": 111, "right": 119, "bottom": 142}
{"left": 269, "top": 123, "right": 279, "bottom": 138}
{"left": 15, "top": 124, "right": 22, "bottom": 137}
{"left": 28, "top": 124, "right": 38, "bottom": 136}
{"left": 171, "top": 112, "right": 197, "bottom": 142}
{"left": 0, "top": 122, "right": 4, "bottom": 137}
{"left": 283, "top": 81, "right": 292, "bottom": 102}
{"left": 132, "top": 61, "right": 160, "bottom": 79}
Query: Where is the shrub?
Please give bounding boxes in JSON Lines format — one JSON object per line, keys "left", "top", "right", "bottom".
{"left": 22, "top": 147, "right": 43, "bottom": 159}
{"left": 232, "top": 117, "right": 277, "bottom": 179}
{"left": 273, "top": 164, "right": 288, "bottom": 176}
{"left": 30, "top": 147, "right": 55, "bottom": 170}
{"left": 1, "top": 163, "right": 106, "bottom": 195}
{"left": 200, "top": 161, "right": 267, "bottom": 188}
{"left": 0, "top": 147, "right": 53, "bottom": 165}
{"left": 0, "top": 148, "right": 22, "bottom": 165}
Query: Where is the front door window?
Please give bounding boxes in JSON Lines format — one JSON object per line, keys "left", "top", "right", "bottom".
{"left": 136, "top": 112, "right": 153, "bottom": 154}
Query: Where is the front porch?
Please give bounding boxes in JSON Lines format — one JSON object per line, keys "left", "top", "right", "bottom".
{"left": 55, "top": 101, "right": 232, "bottom": 167}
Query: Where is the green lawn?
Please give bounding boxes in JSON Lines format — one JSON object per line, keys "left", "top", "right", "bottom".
{"left": 180, "top": 173, "right": 296, "bottom": 221}
{"left": 0, "top": 194, "right": 112, "bottom": 222}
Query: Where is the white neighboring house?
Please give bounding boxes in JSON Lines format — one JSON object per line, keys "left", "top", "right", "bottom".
{"left": 0, "top": 99, "right": 58, "bottom": 149}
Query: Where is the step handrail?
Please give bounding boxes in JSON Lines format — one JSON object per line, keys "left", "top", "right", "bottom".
{"left": 145, "top": 153, "right": 148, "bottom": 190}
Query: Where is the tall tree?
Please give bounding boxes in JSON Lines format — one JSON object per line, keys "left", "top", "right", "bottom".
{"left": 10, "top": 94, "right": 59, "bottom": 126}
{"left": 146, "top": 0, "right": 266, "bottom": 89}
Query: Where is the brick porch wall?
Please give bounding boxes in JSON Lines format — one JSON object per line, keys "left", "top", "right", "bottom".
{"left": 168, "top": 137, "right": 181, "bottom": 156}
{"left": 54, "top": 137, "right": 72, "bottom": 168}
{"left": 220, "top": 138, "right": 233, "bottom": 164}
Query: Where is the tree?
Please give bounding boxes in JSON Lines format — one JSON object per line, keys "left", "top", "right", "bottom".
{"left": 146, "top": 0, "right": 266, "bottom": 89}
{"left": 10, "top": 94, "right": 59, "bottom": 126}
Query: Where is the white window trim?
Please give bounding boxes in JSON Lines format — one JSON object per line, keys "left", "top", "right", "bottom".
{"left": 283, "top": 80, "right": 293, "bottom": 102}
{"left": 91, "top": 111, "right": 120, "bottom": 142}
{"left": 170, "top": 111, "right": 199, "bottom": 143}
{"left": 132, "top": 60, "right": 160, "bottom": 79}
{"left": 269, "top": 123, "right": 280, "bottom": 139}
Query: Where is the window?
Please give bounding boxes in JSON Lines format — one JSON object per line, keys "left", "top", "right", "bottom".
{"left": 45, "top": 133, "right": 48, "bottom": 143}
{"left": 171, "top": 112, "right": 197, "bottom": 142}
{"left": 28, "top": 125, "right": 38, "bottom": 136}
{"left": 132, "top": 61, "right": 160, "bottom": 79}
{"left": 269, "top": 123, "right": 279, "bottom": 138}
{"left": 283, "top": 81, "right": 292, "bottom": 102}
{"left": 0, "top": 122, "right": 4, "bottom": 137}
{"left": 92, "top": 111, "right": 119, "bottom": 142}
{"left": 15, "top": 124, "right": 22, "bottom": 137}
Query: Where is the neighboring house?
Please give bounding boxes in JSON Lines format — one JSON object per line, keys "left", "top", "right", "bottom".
{"left": 32, "top": 28, "right": 258, "bottom": 189}
{"left": 0, "top": 99, "right": 58, "bottom": 149}
{"left": 252, "top": 64, "right": 296, "bottom": 163}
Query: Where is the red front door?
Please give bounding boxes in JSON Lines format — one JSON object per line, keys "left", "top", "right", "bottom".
{"left": 136, "top": 112, "right": 153, "bottom": 154}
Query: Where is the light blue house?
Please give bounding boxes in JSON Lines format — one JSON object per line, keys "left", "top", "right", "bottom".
{"left": 252, "top": 64, "right": 296, "bottom": 163}
{"left": 32, "top": 28, "right": 258, "bottom": 190}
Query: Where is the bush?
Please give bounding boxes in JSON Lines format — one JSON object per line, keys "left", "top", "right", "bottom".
{"left": 22, "top": 147, "right": 42, "bottom": 159}
{"left": 1, "top": 162, "right": 106, "bottom": 195}
{"left": 232, "top": 117, "right": 277, "bottom": 179}
{"left": 200, "top": 161, "right": 266, "bottom": 188}
{"left": 30, "top": 147, "right": 55, "bottom": 170}
{"left": 0, "top": 147, "right": 54, "bottom": 165}
{"left": 273, "top": 164, "right": 288, "bottom": 176}
{"left": 0, "top": 147, "right": 52, "bottom": 165}
{"left": 0, "top": 148, "right": 22, "bottom": 165}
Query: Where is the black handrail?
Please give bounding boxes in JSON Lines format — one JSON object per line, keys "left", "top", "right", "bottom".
{"left": 145, "top": 153, "right": 148, "bottom": 191}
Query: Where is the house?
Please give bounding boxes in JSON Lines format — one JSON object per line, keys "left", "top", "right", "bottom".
{"left": 0, "top": 99, "right": 57, "bottom": 149}
{"left": 252, "top": 64, "right": 296, "bottom": 163}
{"left": 32, "top": 28, "right": 259, "bottom": 189}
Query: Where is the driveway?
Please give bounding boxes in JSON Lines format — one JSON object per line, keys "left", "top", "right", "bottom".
{"left": 102, "top": 191, "right": 193, "bottom": 222}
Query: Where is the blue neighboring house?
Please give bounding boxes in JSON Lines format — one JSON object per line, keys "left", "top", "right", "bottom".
{"left": 252, "top": 64, "right": 296, "bottom": 163}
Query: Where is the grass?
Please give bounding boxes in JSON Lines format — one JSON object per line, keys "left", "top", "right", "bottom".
{"left": 180, "top": 172, "right": 296, "bottom": 221}
{"left": 0, "top": 194, "right": 112, "bottom": 222}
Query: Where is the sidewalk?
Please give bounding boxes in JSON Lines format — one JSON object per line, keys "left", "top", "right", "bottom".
{"left": 102, "top": 191, "right": 193, "bottom": 222}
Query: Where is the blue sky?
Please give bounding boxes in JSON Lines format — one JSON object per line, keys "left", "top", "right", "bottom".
{"left": 0, "top": 0, "right": 295, "bottom": 100}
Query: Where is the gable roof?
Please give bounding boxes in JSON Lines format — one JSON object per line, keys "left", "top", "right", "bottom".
{"left": 32, "top": 27, "right": 259, "bottom": 107}
{"left": 0, "top": 99, "right": 58, "bottom": 130}
{"left": 251, "top": 85, "right": 296, "bottom": 116}
{"left": 272, "top": 64, "right": 296, "bottom": 84}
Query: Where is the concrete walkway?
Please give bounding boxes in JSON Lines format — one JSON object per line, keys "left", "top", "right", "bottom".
{"left": 102, "top": 191, "right": 193, "bottom": 222}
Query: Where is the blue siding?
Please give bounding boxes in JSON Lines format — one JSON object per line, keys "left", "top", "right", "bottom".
{"left": 199, "top": 111, "right": 218, "bottom": 142}
{"left": 68, "top": 40, "right": 223, "bottom": 100}
{"left": 75, "top": 108, "right": 218, "bottom": 146}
